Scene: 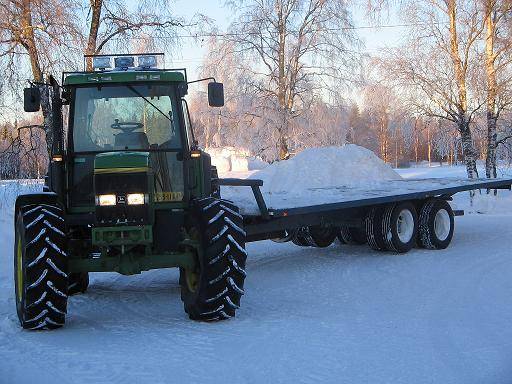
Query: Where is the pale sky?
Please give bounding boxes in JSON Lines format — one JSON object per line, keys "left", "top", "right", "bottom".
{"left": 165, "top": 0, "right": 406, "bottom": 80}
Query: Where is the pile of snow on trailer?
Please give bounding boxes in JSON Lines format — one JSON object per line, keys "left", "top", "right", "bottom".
{"left": 249, "top": 145, "right": 401, "bottom": 194}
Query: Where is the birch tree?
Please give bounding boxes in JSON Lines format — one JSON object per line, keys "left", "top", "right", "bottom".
{"left": 225, "top": 0, "right": 359, "bottom": 160}
{"left": 0, "top": 0, "right": 82, "bottom": 153}
{"left": 379, "top": 0, "right": 483, "bottom": 178}
{"left": 83, "top": 0, "right": 196, "bottom": 69}
{"left": 482, "top": 0, "right": 512, "bottom": 179}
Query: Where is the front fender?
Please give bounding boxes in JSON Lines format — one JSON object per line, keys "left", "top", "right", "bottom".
{"left": 15, "top": 192, "right": 61, "bottom": 221}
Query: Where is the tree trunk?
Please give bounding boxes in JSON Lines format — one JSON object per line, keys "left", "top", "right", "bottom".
{"left": 85, "top": 0, "right": 103, "bottom": 70}
{"left": 459, "top": 118, "right": 479, "bottom": 179}
{"left": 448, "top": 0, "right": 478, "bottom": 179}
{"left": 484, "top": 0, "right": 498, "bottom": 180}
{"left": 275, "top": 3, "right": 290, "bottom": 160}
{"left": 485, "top": 112, "right": 498, "bottom": 178}
{"left": 21, "top": 0, "right": 53, "bottom": 155}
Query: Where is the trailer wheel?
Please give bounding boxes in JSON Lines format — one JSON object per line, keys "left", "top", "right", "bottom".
{"left": 180, "top": 197, "right": 247, "bottom": 321}
{"left": 308, "top": 226, "right": 337, "bottom": 247}
{"left": 68, "top": 272, "right": 89, "bottom": 295}
{"left": 365, "top": 206, "right": 388, "bottom": 251}
{"left": 292, "top": 227, "right": 312, "bottom": 247}
{"left": 383, "top": 202, "right": 418, "bottom": 253}
{"left": 338, "top": 226, "right": 367, "bottom": 245}
{"left": 418, "top": 200, "right": 454, "bottom": 249}
{"left": 14, "top": 204, "right": 68, "bottom": 330}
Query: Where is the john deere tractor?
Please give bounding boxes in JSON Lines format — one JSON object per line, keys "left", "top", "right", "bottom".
{"left": 14, "top": 53, "right": 247, "bottom": 330}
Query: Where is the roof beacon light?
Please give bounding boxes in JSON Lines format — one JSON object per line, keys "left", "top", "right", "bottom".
{"left": 114, "top": 56, "right": 135, "bottom": 69}
{"left": 138, "top": 55, "right": 157, "bottom": 68}
{"left": 92, "top": 56, "right": 112, "bottom": 70}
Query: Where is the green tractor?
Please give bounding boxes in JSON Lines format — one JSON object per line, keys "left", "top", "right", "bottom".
{"left": 14, "top": 53, "right": 247, "bottom": 330}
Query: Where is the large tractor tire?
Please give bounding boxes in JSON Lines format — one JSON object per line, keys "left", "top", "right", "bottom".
{"left": 338, "top": 226, "right": 367, "bottom": 245}
{"left": 180, "top": 197, "right": 247, "bottom": 321}
{"left": 68, "top": 272, "right": 89, "bottom": 295}
{"left": 382, "top": 202, "right": 418, "bottom": 253}
{"left": 418, "top": 199, "right": 454, "bottom": 249}
{"left": 308, "top": 226, "right": 337, "bottom": 248}
{"left": 14, "top": 204, "right": 68, "bottom": 330}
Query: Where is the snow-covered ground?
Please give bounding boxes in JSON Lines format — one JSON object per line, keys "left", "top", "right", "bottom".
{"left": 2, "top": 165, "right": 512, "bottom": 383}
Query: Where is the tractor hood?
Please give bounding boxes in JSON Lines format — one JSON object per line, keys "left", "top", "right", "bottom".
{"left": 94, "top": 152, "right": 150, "bottom": 174}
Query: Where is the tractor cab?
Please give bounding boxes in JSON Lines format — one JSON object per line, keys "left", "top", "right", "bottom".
{"left": 65, "top": 70, "right": 189, "bottom": 210}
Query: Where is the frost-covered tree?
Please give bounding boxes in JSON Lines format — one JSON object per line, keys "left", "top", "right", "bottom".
{"left": 223, "top": 0, "right": 360, "bottom": 159}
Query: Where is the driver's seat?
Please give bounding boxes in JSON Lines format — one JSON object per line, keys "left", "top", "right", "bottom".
{"left": 114, "top": 132, "right": 150, "bottom": 150}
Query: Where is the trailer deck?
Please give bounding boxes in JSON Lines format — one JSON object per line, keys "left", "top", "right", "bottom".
{"left": 218, "top": 177, "right": 512, "bottom": 243}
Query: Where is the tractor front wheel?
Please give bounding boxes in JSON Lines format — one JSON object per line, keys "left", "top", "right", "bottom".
{"left": 180, "top": 197, "right": 247, "bottom": 321}
{"left": 14, "top": 204, "right": 69, "bottom": 330}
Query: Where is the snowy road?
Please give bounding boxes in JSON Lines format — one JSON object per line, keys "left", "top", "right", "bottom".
{"left": 2, "top": 169, "right": 512, "bottom": 383}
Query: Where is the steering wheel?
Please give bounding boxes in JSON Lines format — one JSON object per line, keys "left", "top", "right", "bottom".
{"left": 111, "top": 119, "right": 144, "bottom": 133}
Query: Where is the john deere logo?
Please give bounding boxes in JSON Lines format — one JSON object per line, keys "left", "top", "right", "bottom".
{"left": 117, "top": 195, "right": 126, "bottom": 204}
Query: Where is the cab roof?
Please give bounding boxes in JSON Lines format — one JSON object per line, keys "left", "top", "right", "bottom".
{"left": 63, "top": 69, "right": 186, "bottom": 86}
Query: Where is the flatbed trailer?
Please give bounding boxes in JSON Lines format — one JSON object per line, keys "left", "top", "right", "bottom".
{"left": 218, "top": 177, "right": 512, "bottom": 252}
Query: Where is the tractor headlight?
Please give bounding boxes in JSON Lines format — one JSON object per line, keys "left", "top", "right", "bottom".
{"left": 97, "top": 194, "right": 116, "bottom": 206}
{"left": 127, "top": 193, "right": 145, "bottom": 205}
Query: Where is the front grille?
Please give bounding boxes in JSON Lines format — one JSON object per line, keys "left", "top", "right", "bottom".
{"left": 94, "top": 172, "right": 150, "bottom": 225}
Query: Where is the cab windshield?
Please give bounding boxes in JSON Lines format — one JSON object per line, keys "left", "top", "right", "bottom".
{"left": 72, "top": 84, "right": 182, "bottom": 152}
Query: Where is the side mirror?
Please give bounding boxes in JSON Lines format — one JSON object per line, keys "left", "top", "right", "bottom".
{"left": 24, "top": 87, "right": 41, "bottom": 112}
{"left": 208, "top": 82, "right": 224, "bottom": 107}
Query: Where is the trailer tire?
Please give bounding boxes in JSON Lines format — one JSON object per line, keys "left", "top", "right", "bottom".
{"left": 292, "top": 227, "right": 312, "bottom": 247}
{"left": 365, "top": 206, "right": 388, "bottom": 251}
{"left": 308, "top": 226, "right": 337, "bottom": 247}
{"left": 14, "top": 204, "right": 68, "bottom": 330}
{"left": 383, "top": 202, "right": 418, "bottom": 253}
{"left": 180, "top": 197, "right": 247, "bottom": 321}
{"left": 418, "top": 200, "right": 454, "bottom": 250}
{"left": 338, "top": 226, "right": 367, "bottom": 245}
{"left": 68, "top": 272, "right": 89, "bottom": 295}
{"left": 271, "top": 229, "right": 296, "bottom": 243}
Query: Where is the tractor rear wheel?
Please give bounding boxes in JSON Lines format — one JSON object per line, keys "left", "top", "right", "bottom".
{"left": 14, "top": 204, "right": 68, "bottom": 330}
{"left": 68, "top": 272, "right": 89, "bottom": 295}
{"left": 180, "top": 197, "right": 247, "bottom": 321}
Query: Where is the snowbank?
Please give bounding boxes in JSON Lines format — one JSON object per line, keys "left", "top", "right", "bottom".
{"left": 207, "top": 147, "right": 268, "bottom": 173}
{"left": 251, "top": 145, "right": 401, "bottom": 194}
{"left": 0, "top": 179, "right": 42, "bottom": 213}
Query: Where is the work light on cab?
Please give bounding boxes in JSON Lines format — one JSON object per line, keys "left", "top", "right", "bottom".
{"left": 92, "top": 56, "right": 112, "bottom": 70}
{"left": 138, "top": 55, "right": 157, "bottom": 68}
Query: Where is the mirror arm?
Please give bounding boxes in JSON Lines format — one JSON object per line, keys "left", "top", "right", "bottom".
{"left": 187, "top": 77, "right": 216, "bottom": 85}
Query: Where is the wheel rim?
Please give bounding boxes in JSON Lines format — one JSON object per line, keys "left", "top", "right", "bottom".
{"left": 185, "top": 269, "right": 199, "bottom": 293}
{"left": 16, "top": 234, "right": 23, "bottom": 302}
{"left": 396, "top": 209, "right": 414, "bottom": 243}
{"left": 434, "top": 209, "right": 451, "bottom": 241}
